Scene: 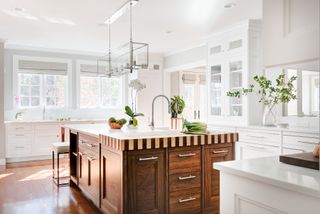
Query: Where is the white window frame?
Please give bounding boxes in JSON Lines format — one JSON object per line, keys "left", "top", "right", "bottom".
{"left": 13, "top": 55, "right": 72, "bottom": 110}
{"left": 76, "top": 60, "right": 127, "bottom": 109}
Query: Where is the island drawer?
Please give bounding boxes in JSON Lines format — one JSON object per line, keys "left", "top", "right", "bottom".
{"left": 169, "top": 147, "right": 201, "bottom": 174}
{"left": 78, "top": 133, "right": 99, "bottom": 153}
{"left": 169, "top": 187, "right": 201, "bottom": 214}
{"left": 208, "top": 144, "right": 233, "bottom": 158}
{"left": 169, "top": 171, "right": 201, "bottom": 192}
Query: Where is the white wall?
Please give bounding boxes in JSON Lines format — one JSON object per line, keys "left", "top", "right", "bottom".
{"left": 164, "top": 45, "right": 206, "bottom": 71}
{"left": 0, "top": 40, "right": 5, "bottom": 164}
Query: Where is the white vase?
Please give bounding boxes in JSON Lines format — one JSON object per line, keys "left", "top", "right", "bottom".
{"left": 262, "top": 104, "right": 277, "bottom": 126}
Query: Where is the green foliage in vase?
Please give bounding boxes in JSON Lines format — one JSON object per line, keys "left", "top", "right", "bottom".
{"left": 227, "top": 74, "right": 297, "bottom": 106}
{"left": 170, "top": 96, "right": 186, "bottom": 116}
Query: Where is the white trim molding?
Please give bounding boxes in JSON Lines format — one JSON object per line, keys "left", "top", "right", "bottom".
{"left": 0, "top": 158, "right": 6, "bottom": 165}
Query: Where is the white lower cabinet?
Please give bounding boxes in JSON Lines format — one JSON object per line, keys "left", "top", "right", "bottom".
{"left": 210, "top": 126, "right": 319, "bottom": 160}
{"left": 236, "top": 128, "right": 281, "bottom": 160}
{"left": 282, "top": 132, "right": 319, "bottom": 155}
{"left": 33, "top": 124, "right": 60, "bottom": 156}
{"left": 6, "top": 123, "right": 60, "bottom": 160}
{"left": 237, "top": 142, "right": 280, "bottom": 160}
{"left": 5, "top": 120, "right": 105, "bottom": 162}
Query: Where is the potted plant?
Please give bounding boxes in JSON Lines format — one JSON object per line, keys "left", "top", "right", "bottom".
{"left": 125, "top": 105, "right": 144, "bottom": 128}
{"left": 170, "top": 96, "right": 186, "bottom": 118}
{"left": 227, "top": 74, "right": 297, "bottom": 126}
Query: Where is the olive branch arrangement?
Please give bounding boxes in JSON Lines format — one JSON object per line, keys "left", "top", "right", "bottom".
{"left": 227, "top": 74, "right": 297, "bottom": 107}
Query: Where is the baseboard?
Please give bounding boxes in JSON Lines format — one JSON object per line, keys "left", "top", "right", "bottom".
{"left": 0, "top": 158, "right": 6, "bottom": 165}
{"left": 6, "top": 155, "right": 51, "bottom": 163}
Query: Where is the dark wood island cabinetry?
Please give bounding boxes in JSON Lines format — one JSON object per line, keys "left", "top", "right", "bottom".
{"left": 66, "top": 124, "right": 237, "bottom": 214}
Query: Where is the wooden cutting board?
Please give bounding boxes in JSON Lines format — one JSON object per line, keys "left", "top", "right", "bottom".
{"left": 279, "top": 152, "right": 319, "bottom": 170}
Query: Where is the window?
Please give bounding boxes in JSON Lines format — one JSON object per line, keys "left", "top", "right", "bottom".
{"left": 44, "top": 75, "right": 67, "bottom": 107}
{"left": 80, "top": 76, "right": 122, "bottom": 108}
{"left": 18, "top": 74, "right": 67, "bottom": 108}
{"left": 15, "top": 56, "right": 70, "bottom": 109}
{"left": 19, "top": 74, "right": 41, "bottom": 107}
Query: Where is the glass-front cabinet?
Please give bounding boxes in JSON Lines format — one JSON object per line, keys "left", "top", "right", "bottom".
{"left": 210, "top": 65, "right": 222, "bottom": 116}
{"left": 207, "top": 20, "right": 263, "bottom": 126}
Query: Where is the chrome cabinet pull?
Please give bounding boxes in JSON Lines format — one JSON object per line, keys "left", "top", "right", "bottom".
{"left": 198, "top": 110, "right": 200, "bottom": 119}
{"left": 179, "top": 197, "right": 196, "bottom": 203}
{"left": 139, "top": 156, "right": 158, "bottom": 161}
{"left": 72, "top": 152, "right": 78, "bottom": 157}
{"left": 194, "top": 110, "right": 197, "bottom": 120}
{"left": 213, "top": 150, "right": 228, "bottom": 154}
{"left": 178, "top": 175, "right": 196, "bottom": 180}
{"left": 178, "top": 153, "right": 196, "bottom": 158}
{"left": 297, "top": 140, "right": 317, "bottom": 145}
{"left": 246, "top": 135, "right": 265, "bottom": 139}
{"left": 244, "top": 145, "right": 273, "bottom": 153}
{"left": 15, "top": 146, "right": 24, "bottom": 149}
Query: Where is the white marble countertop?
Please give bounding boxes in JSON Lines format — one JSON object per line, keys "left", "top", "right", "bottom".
{"left": 63, "top": 123, "right": 237, "bottom": 140}
{"left": 208, "top": 124, "right": 319, "bottom": 135}
{"left": 5, "top": 119, "right": 107, "bottom": 124}
{"left": 214, "top": 156, "right": 320, "bottom": 198}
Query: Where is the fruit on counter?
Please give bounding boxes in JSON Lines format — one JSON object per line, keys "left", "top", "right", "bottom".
{"left": 313, "top": 145, "right": 320, "bottom": 157}
{"left": 183, "top": 120, "right": 207, "bottom": 134}
{"left": 108, "top": 117, "right": 127, "bottom": 129}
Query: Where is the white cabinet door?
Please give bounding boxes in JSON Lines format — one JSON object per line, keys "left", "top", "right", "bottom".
{"left": 282, "top": 134, "right": 319, "bottom": 155}
{"left": 33, "top": 124, "right": 60, "bottom": 156}
{"left": 6, "top": 124, "right": 34, "bottom": 158}
{"left": 236, "top": 142, "right": 280, "bottom": 160}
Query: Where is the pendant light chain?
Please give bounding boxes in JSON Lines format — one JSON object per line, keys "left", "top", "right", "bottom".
{"left": 129, "top": 0, "right": 133, "bottom": 73}
{"left": 108, "top": 21, "right": 112, "bottom": 77}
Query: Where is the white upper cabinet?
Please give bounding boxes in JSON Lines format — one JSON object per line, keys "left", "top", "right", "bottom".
{"left": 263, "top": 0, "right": 320, "bottom": 68}
{"left": 207, "top": 20, "right": 263, "bottom": 126}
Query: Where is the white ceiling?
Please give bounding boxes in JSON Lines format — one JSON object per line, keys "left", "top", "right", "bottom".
{"left": 0, "top": 0, "right": 262, "bottom": 55}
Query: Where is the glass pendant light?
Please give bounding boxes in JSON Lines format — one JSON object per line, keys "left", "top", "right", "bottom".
{"left": 98, "top": 0, "right": 149, "bottom": 77}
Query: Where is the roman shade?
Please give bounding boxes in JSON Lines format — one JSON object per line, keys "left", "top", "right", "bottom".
{"left": 80, "top": 64, "right": 107, "bottom": 76}
{"left": 182, "top": 73, "right": 197, "bottom": 84}
{"left": 18, "top": 60, "right": 68, "bottom": 75}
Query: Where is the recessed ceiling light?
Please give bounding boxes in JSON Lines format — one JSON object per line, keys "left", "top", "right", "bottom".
{"left": 14, "top": 7, "right": 26, "bottom": 12}
{"left": 44, "top": 16, "right": 76, "bottom": 25}
{"left": 224, "top": 3, "right": 236, "bottom": 9}
{"left": 98, "top": 23, "right": 107, "bottom": 27}
{"left": 2, "top": 9, "right": 38, "bottom": 20}
{"left": 166, "top": 30, "right": 173, "bottom": 34}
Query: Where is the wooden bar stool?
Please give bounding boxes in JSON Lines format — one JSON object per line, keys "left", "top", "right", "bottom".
{"left": 52, "top": 142, "right": 70, "bottom": 186}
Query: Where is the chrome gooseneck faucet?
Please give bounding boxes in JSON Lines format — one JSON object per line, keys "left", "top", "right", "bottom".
{"left": 150, "top": 95, "right": 171, "bottom": 128}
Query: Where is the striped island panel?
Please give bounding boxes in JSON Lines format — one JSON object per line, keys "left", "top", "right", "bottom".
{"left": 100, "top": 133, "right": 238, "bottom": 151}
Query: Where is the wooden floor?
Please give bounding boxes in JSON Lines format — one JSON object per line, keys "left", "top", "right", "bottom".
{"left": 0, "top": 160, "right": 101, "bottom": 214}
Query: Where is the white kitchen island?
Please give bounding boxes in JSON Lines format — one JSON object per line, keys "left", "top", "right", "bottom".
{"left": 214, "top": 156, "right": 320, "bottom": 214}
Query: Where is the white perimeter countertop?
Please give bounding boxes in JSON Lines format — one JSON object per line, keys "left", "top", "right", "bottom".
{"left": 214, "top": 156, "right": 320, "bottom": 198}
{"left": 62, "top": 123, "right": 238, "bottom": 141}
